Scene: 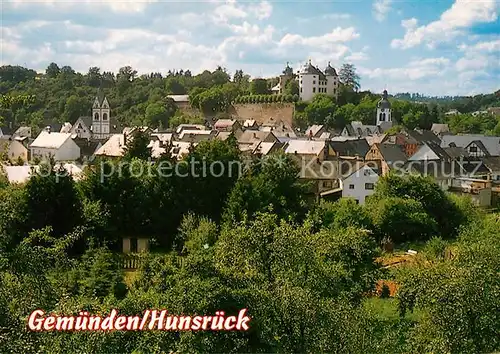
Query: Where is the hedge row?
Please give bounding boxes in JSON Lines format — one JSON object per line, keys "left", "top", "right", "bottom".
{"left": 233, "top": 94, "right": 299, "bottom": 104}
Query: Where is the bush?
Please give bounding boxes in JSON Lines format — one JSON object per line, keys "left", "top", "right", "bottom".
{"left": 424, "top": 236, "right": 447, "bottom": 260}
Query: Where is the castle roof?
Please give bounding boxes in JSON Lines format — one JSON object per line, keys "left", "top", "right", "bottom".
{"left": 299, "top": 60, "right": 326, "bottom": 80}
{"left": 324, "top": 62, "right": 337, "bottom": 76}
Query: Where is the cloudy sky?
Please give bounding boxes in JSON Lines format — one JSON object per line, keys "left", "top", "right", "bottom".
{"left": 1, "top": 0, "right": 499, "bottom": 96}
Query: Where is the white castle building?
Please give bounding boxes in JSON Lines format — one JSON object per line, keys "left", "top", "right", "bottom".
{"left": 298, "top": 60, "right": 339, "bottom": 101}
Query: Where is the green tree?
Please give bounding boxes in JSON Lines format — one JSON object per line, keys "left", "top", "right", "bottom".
{"left": 250, "top": 78, "right": 269, "bottom": 95}
{"left": 339, "top": 63, "right": 360, "bottom": 92}
{"left": 45, "top": 62, "right": 60, "bottom": 78}
{"left": 123, "top": 129, "right": 152, "bottom": 160}
{"left": 24, "top": 161, "right": 83, "bottom": 240}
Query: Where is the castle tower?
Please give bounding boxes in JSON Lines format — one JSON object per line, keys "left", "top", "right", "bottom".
{"left": 324, "top": 61, "right": 339, "bottom": 99}
{"left": 376, "top": 90, "right": 392, "bottom": 128}
{"left": 91, "top": 91, "right": 111, "bottom": 139}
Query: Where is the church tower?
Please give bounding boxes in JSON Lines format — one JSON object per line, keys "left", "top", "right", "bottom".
{"left": 376, "top": 90, "right": 392, "bottom": 128}
{"left": 91, "top": 91, "right": 111, "bottom": 139}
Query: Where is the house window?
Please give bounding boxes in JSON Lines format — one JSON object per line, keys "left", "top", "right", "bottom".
{"left": 469, "top": 146, "right": 478, "bottom": 153}
{"left": 313, "top": 87, "right": 316, "bottom": 93}
{"left": 349, "top": 184, "right": 355, "bottom": 189}
{"left": 365, "top": 183, "right": 375, "bottom": 190}
{"left": 313, "top": 80, "right": 316, "bottom": 84}
{"left": 300, "top": 87, "right": 303, "bottom": 93}
{"left": 103, "top": 113, "right": 108, "bottom": 121}
{"left": 323, "top": 181, "right": 332, "bottom": 188}
{"left": 94, "top": 112, "right": 99, "bottom": 120}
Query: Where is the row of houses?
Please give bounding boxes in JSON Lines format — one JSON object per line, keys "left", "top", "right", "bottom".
{"left": 2, "top": 92, "right": 499, "bottom": 206}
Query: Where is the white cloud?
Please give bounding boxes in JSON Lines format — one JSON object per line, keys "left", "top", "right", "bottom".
{"left": 373, "top": 0, "right": 392, "bottom": 22}
{"left": 345, "top": 51, "right": 369, "bottom": 61}
{"left": 359, "top": 57, "right": 451, "bottom": 81}
{"left": 392, "top": 0, "right": 498, "bottom": 49}
{"left": 296, "top": 13, "right": 351, "bottom": 23}
{"left": 455, "top": 38, "right": 500, "bottom": 72}
{"left": 6, "top": 0, "right": 158, "bottom": 13}
{"left": 279, "top": 27, "right": 359, "bottom": 48}
{"left": 459, "top": 39, "right": 500, "bottom": 53}
{"left": 249, "top": 1, "right": 273, "bottom": 20}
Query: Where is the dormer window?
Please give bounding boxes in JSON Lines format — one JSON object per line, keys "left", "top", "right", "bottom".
{"left": 94, "top": 112, "right": 99, "bottom": 121}
{"left": 103, "top": 113, "right": 108, "bottom": 121}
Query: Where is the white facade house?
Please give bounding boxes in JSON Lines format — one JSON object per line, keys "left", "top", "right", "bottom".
{"left": 92, "top": 95, "right": 111, "bottom": 139}
{"left": 298, "top": 60, "right": 339, "bottom": 102}
{"left": 376, "top": 90, "right": 393, "bottom": 130}
{"left": 70, "top": 117, "right": 93, "bottom": 139}
{"left": 30, "top": 131, "right": 81, "bottom": 161}
{"left": 341, "top": 164, "right": 379, "bottom": 204}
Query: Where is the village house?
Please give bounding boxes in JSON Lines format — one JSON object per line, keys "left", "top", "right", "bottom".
{"left": 0, "top": 137, "right": 29, "bottom": 162}
{"left": 175, "top": 124, "right": 206, "bottom": 134}
{"left": 12, "top": 126, "right": 32, "bottom": 139}
{"left": 449, "top": 178, "right": 492, "bottom": 207}
{"left": 167, "top": 95, "right": 190, "bottom": 110}
{"left": 329, "top": 139, "right": 370, "bottom": 159}
{"left": 243, "top": 120, "right": 259, "bottom": 130}
{"left": 2, "top": 163, "right": 84, "bottom": 184}
{"left": 340, "top": 164, "right": 379, "bottom": 204}
{"left": 431, "top": 123, "right": 451, "bottom": 137}
{"left": 30, "top": 130, "right": 81, "bottom": 161}
{"left": 73, "top": 138, "right": 102, "bottom": 162}
{"left": 214, "top": 119, "right": 242, "bottom": 133}
{"left": 94, "top": 134, "right": 125, "bottom": 158}
{"left": 70, "top": 117, "right": 93, "bottom": 139}
{"left": 365, "top": 143, "right": 407, "bottom": 176}
{"left": 122, "top": 237, "right": 150, "bottom": 254}
{"left": 440, "top": 135, "right": 500, "bottom": 157}
{"left": 305, "top": 125, "right": 326, "bottom": 139}
{"left": 177, "top": 129, "right": 217, "bottom": 143}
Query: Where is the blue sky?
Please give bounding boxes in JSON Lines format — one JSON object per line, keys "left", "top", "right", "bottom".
{"left": 1, "top": 0, "right": 499, "bottom": 96}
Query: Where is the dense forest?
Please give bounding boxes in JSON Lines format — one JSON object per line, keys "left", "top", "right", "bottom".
{"left": 0, "top": 135, "right": 499, "bottom": 352}
{"left": 1, "top": 64, "right": 499, "bottom": 136}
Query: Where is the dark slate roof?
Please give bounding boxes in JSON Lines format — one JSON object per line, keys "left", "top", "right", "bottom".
{"left": 330, "top": 139, "right": 370, "bottom": 157}
{"left": 300, "top": 61, "right": 326, "bottom": 81}
{"left": 407, "top": 130, "right": 441, "bottom": 145}
{"left": 344, "top": 123, "right": 381, "bottom": 137}
{"left": 403, "top": 160, "right": 466, "bottom": 179}
{"left": 481, "top": 156, "right": 500, "bottom": 172}
{"left": 75, "top": 116, "right": 93, "bottom": 128}
{"left": 109, "top": 117, "right": 122, "bottom": 134}
{"left": 443, "top": 146, "right": 469, "bottom": 159}
{"left": 48, "top": 123, "right": 63, "bottom": 133}
{"left": 377, "top": 90, "right": 391, "bottom": 110}
{"left": 459, "top": 158, "right": 491, "bottom": 174}
{"left": 376, "top": 143, "right": 408, "bottom": 164}
{"left": 73, "top": 138, "right": 101, "bottom": 157}
{"left": 324, "top": 63, "right": 337, "bottom": 76}
{"left": 425, "top": 141, "right": 452, "bottom": 161}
